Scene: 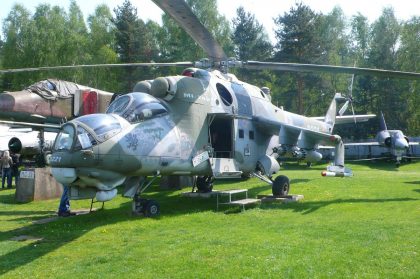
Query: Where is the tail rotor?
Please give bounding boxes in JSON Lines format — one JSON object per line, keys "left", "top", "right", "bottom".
{"left": 338, "top": 73, "right": 356, "bottom": 123}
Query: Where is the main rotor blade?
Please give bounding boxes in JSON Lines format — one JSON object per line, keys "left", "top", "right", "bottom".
{"left": 151, "top": 0, "right": 227, "bottom": 62}
{"left": 0, "top": 62, "right": 194, "bottom": 74}
{"left": 243, "top": 61, "right": 420, "bottom": 80}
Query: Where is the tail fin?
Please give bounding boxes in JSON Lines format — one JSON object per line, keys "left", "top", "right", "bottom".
{"left": 324, "top": 93, "right": 346, "bottom": 131}
{"left": 379, "top": 111, "right": 387, "bottom": 131}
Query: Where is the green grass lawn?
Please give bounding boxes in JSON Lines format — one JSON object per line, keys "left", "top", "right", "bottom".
{"left": 0, "top": 161, "right": 419, "bottom": 278}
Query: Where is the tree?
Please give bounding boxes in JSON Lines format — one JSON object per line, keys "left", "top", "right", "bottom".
{"left": 87, "top": 4, "right": 118, "bottom": 91}
{"left": 1, "top": 4, "right": 36, "bottom": 90}
{"left": 113, "top": 0, "right": 155, "bottom": 91}
{"left": 350, "top": 13, "right": 370, "bottom": 63}
{"left": 317, "top": 7, "right": 352, "bottom": 96}
{"left": 397, "top": 17, "right": 420, "bottom": 134}
{"left": 159, "top": 0, "right": 232, "bottom": 63}
{"left": 273, "top": 3, "right": 323, "bottom": 114}
{"left": 365, "top": 8, "right": 402, "bottom": 128}
{"left": 231, "top": 6, "right": 273, "bottom": 86}
{"left": 59, "top": 0, "right": 90, "bottom": 82}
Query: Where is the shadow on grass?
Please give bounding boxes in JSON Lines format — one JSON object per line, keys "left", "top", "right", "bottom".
{"left": 347, "top": 161, "right": 407, "bottom": 171}
{"left": 280, "top": 163, "right": 325, "bottom": 171}
{"left": 0, "top": 201, "right": 137, "bottom": 275}
{"left": 261, "top": 197, "right": 419, "bottom": 215}
{"left": 413, "top": 189, "right": 420, "bottom": 194}
{"left": 2, "top": 176, "right": 417, "bottom": 274}
{"left": 0, "top": 210, "right": 55, "bottom": 217}
{"left": 405, "top": 181, "right": 420, "bottom": 185}
{"left": 0, "top": 191, "right": 32, "bottom": 205}
{"left": 0, "top": 178, "right": 281, "bottom": 274}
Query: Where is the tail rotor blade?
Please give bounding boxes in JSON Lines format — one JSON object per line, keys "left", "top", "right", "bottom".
{"left": 339, "top": 100, "right": 349, "bottom": 116}
{"left": 351, "top": 102, "right": 356, "bottom": 123}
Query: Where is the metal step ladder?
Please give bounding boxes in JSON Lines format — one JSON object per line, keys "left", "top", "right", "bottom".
{"left": 210, "top": 158, "right": 243, "bottom": 179}
{"left": 216, "top": 189, "right": 260, "bottom": 211}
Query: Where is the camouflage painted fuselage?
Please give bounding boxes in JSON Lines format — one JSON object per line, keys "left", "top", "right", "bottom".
{"left": 49, "top": 68, "right": 341, "bottom": 196}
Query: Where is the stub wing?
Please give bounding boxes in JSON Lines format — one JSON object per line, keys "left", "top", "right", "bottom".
{"left": 311, "top": 114, "right": 376, "bottom": 124}
{"left": 253, "top": 116, "right": 333, "bottom": 143}
{"left": 0, "top": 120, "right": 61, "bottom": 132}
{"left": 253, "top": 116, "right": 352, "bottom": 177}
{"left": 344, "top": 142, "right": 380, "bottom": 146}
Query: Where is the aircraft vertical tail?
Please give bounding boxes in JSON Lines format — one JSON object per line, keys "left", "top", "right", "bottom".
{"left": 379, "top": 111, "right": 387, "bottom": 131}
{"left": 324, "top": 93, "right": 345, "bottom": 131}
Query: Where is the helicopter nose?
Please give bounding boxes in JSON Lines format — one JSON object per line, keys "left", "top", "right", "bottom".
{"left": 394, "top": 138, "right": 409, "bottom": 150}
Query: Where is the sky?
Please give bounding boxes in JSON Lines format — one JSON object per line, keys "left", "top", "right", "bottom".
{"left": 0, "top": 0, "right": 418, "bottom": 42}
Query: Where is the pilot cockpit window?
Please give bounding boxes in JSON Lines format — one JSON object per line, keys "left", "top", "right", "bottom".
{"left": 54, "top": 124, "right": 75, "bottom": 151}
{"left": 76, "top": 114, "right": 122, "bottom": 142}
{"left": 108, "top": 93, "right": 168, "bottom": 123}
{"left": 124, "top": 102, "right": 168, "bottom": 123}
{"left": 106, "top": 95, "right": 130, "bottom": 114}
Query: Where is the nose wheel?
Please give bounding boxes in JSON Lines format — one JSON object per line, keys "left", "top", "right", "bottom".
{"left": 131, "top": 173, "right": 160, "bottom": 217}
{"left": 132, "top": 196, "right": 160, "bottom": 217}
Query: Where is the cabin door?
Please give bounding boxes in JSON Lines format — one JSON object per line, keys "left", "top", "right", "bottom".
{"left": 208, "top": 116, "right": 233, "bottom": 159}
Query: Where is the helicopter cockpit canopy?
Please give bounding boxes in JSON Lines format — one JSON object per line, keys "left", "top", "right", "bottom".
{"left": 54, "top": 114, "right": 123, "bottom": 151}
{"left": 106, "top": 93, "right": 168, "bottom": 124}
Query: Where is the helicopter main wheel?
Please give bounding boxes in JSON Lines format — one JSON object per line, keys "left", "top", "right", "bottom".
{"left": 272, "top": 175, "right": 290, "bottom": 197}
{"left": 196, "top": 176, "right": 214, "bottom": 193}
{"left": 143, "top": 200, "right": 160, "bottom": 218}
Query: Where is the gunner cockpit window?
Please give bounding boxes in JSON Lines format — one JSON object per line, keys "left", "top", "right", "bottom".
{"left": 76, "top": 114, "right": 122, "bottom": 142}
{"left": 74, "top": 126, "right": 98, "bottom": 150}
{"left": 54, "top": 124, "right": 75, "bottom": 151}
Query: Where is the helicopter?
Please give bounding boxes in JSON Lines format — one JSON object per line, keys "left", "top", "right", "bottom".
{"left": 37, "top": 0, "right": 419, "bottom": 217}
{"left": 2, "top": 0, "right": 419, "bottom": 217}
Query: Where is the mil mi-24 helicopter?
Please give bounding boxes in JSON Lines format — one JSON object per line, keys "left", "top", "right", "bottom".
{"left": 1, "top": 0, "right": 419, "bottom": 217}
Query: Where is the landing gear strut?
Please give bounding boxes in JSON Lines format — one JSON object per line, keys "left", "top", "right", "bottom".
{"left": 195, "top": 176, "right": 214, "bottom": 193}
{"left": 132, "top": 173, "right": 160, "bottom": 217}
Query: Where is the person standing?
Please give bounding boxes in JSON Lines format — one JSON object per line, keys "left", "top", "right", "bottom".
{"left": 1, "top": 151, "right": 13, "bottom": 189}
{"left": 58, "top": 185, "right": 75, "bottom": 217}
{"left": 10, "top": 152, "right": 21, "bottom": 187}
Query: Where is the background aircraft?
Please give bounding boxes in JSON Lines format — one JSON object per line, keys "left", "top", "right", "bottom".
{"left": 0, "top": 124, "right": 57, "bottom": 165}
{"left": 0, "top": 79, "right": 115, "bottom": 165}
{"left": 344, "top": 112, "right": 419, "bottom": 166}
{"left": 0, "top": 79, "right": 114, "bottom": 124}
